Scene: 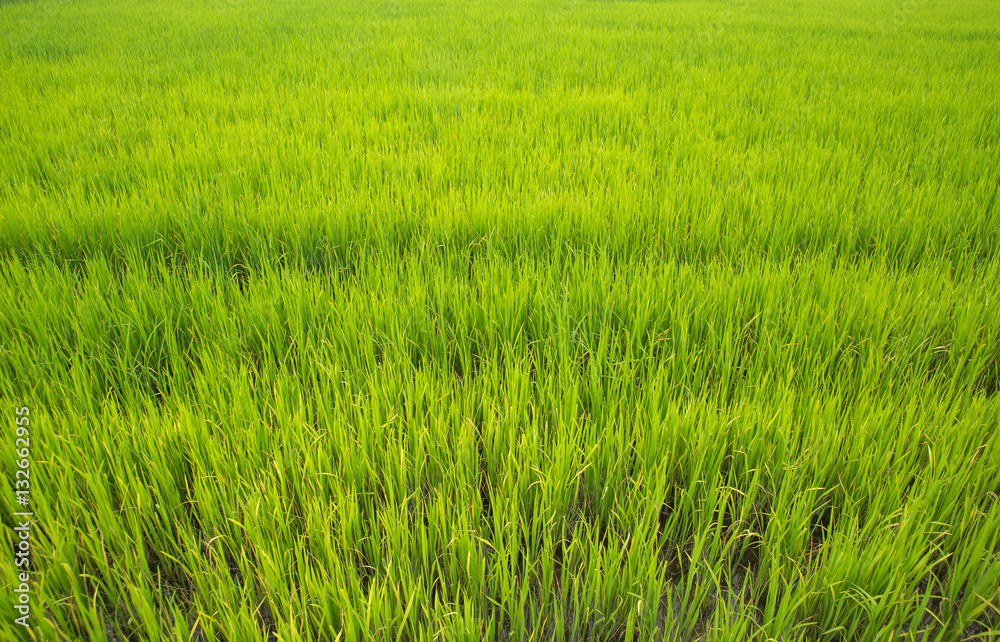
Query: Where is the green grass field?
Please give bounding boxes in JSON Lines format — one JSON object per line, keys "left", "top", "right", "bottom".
{"left": 1, "top": 0, "right": 999, "bottom": 639}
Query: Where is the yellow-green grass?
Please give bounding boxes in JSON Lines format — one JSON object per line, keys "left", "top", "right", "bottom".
{"left": 1, "top": 0, "right": 998, "bottom": 640}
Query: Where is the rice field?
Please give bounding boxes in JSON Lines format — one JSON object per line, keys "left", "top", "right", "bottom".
{"left": 1, "top": 0, "right": 999, "bottom": 640}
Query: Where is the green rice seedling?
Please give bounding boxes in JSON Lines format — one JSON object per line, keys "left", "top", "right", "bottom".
{"left": 2, "top": 0, "right": 1000, "bottom": 640}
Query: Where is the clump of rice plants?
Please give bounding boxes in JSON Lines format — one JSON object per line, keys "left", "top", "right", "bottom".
{"left": 1, "top": 0, "right": 998, "bottom": 640}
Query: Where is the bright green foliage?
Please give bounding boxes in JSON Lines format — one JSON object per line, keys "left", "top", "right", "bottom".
{"left": 1, "top": 0, "right": 998, "bottom": 640}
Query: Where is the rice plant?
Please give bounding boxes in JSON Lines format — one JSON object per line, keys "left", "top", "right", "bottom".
{"left": 1, "top": 0, "right": 998, "bottom": 640}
